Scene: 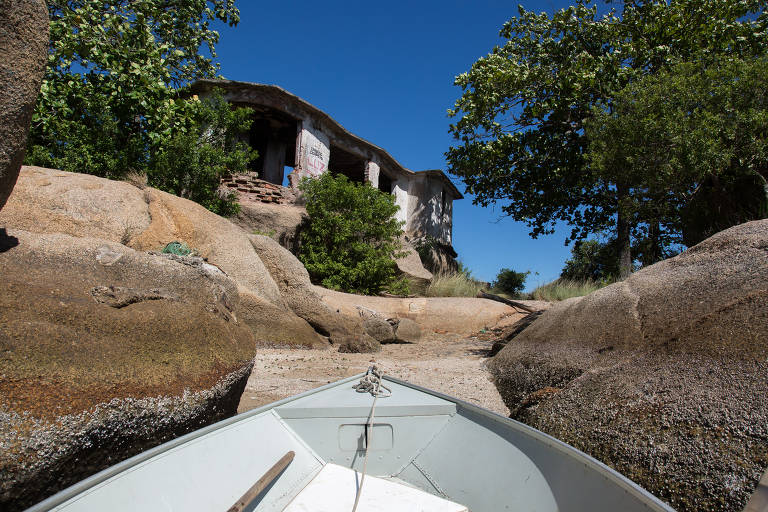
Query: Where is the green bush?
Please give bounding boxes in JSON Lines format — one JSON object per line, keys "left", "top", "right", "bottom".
{"left": 298, "top": 173, "right": 408, "bottom": 295}
{"left": 492, "top": 268, "right": 529, "bottom": 297}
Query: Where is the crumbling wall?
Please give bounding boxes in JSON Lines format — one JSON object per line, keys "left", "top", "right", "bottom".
{"left": 221, "top": 172, "right": 296, "bottom": 205}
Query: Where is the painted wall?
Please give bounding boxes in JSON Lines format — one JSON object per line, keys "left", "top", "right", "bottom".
{"left": 295, "top": 119, "right": 330, "bottom": 180}
{"left": 405, "top": 174, "right": 453, "bottom": 245}
{"left": 392, "top": 177, "right": 410, "bottom": 226}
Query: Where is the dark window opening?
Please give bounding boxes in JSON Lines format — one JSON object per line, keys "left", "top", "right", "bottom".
{"left": 328, "top": 144, "right": 366, "bottom": 183}
{"left": 378, "top": 172, "right": 393, "bottom": 194}
{"left": 233, "top": 103, "right": 298, "bottom": 185}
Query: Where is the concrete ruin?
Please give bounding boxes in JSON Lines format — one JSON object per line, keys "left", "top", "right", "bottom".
{"left": 190, "top": 80, "right": 462, "bottom": 248}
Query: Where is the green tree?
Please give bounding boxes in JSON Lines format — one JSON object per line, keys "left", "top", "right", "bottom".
{"left": 560, "top": 239, "right": 619, "bottom": 282}
{"left": 447, "top": 0, "right": 768, "bottom": 278}
{"left": 25, "top": 0, "right": 247, "bottom": 213}
{"left": 298, "top": 173, "right": 408, "bottom": 295}
{"left": 492, "top": 268, "right": 529, "bottom": 296}
{"left": 586, "top": 57, "right": 768, "bottom": 249}
{"left": 149, "top": 90, "right": 256, "bottom": 215}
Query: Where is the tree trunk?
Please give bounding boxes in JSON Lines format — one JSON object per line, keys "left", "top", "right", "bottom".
{"left": 617, "top": 187, "right": 632, "bottom": 280}
{"left": 647, "top": 219, "right": 661, "bottom": 265}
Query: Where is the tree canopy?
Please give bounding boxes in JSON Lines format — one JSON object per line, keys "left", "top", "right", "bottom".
{"left": 492, "top": 268, "right": 529, "bottom": 296}
{"left": 447, "top": 0, "right": 768, "bottom": 277}
{"left": 26, "top": 0, "right": 250, "bottom": 214}
{"left": 586, "top": 56, "right": 768, "bottom": 249}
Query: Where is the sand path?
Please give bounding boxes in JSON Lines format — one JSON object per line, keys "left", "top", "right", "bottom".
{"left": 237, "top": 332, "right": 509, "bottom": 416}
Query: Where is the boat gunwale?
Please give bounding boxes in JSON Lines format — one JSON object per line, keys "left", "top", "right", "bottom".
{"left": 384, "top": 376, "right": 674, "bottom": 512}
{"left": 25, "top": 373, "right": 674, "bottom": 512}
{"left": 25, "top": 374, "right": 363, "bottom": 512}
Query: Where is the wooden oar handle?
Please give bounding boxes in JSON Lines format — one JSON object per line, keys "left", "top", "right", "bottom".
{"left": 227, "top": 451, "right": 295, "bottom": 512}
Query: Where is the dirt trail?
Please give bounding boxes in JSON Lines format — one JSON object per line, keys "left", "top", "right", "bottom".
{"left": 237, "top": 332, "right": 509, "bottom": 416}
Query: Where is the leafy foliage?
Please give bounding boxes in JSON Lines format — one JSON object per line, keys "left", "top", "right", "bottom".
{"left": 298, "top": 173, "right": 408, "bottom": 295}
{"left": 586, "top": 56, "right": 768, "bottom": 248}
{"left": 149, "top": 91, "right": 255, "bottom": 215}
{"left": 447, "top": 0, "right": 768, "bottom": 277}
{"left": 492, "top": 268, "right": 529, "bottom": 296}
{"left": 25, "top": 0, "right": 248, "bottom": 215}
{"left": 560, "top": 239, "right": 619, "bottom": 282}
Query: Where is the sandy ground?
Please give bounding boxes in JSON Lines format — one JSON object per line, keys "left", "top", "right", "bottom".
{"left": 237, "top": 331, "right": 510, "bottom": 416}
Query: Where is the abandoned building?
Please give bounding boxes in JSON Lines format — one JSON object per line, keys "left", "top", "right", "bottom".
{"left": 190, "top": 79, "right": 463, "bottom": 248}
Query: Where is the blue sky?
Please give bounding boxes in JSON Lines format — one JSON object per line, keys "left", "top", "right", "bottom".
{"left": 213, "top": 1, "right": 580, "bottom": 289}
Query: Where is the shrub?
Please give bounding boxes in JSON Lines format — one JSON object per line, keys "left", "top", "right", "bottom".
{"left": 491, "top": 268, "right": 529, "bottom": 296}
{"left": 298, "top": 173, "right": 408, "bottom": 295}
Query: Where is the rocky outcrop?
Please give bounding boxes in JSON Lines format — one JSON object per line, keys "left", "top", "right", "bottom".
{"left": 316, "top": 286, "right": 519, "bottom": 335}
{"left": 363, "top": 316, "right": 396, "bottom": 343}
{"left": 411, "top": 236, "right": 459, "bottom": 275}
{"left": 393, "top": 317, "right": 423, "bottom": 343}
{"left": 0, "top": 166, "right": 328, "bottom": 348}
{"left": 489, "top": 220, "right": 768, "bottom": 511}
{"left": 231, "top": 199, "right": 307, "bottom": 253}
{"left": 394, "top": 239, "right": 433, "bottom": 290}
{"left": 0, "top": 0, "right": 48, "bottom": 210}
{"left": 249, "top": 234, "right": 380, "bottom": 352}
{"left": 0, "top": 230, "right": 256, "bottom": 510}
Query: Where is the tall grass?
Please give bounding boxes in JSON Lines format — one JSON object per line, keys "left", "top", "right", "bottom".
{"left": 425, "top": 272, "right": 484, "bottom": 297}
{"left": 530, "top": 278, "right": 608, "bottom": 301}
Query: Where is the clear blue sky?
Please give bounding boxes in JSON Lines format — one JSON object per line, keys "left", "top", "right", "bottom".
{"left": 213, "top": 1, "right": 579, "bottom": 289}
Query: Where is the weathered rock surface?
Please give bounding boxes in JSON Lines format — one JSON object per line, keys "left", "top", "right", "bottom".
{"left": 0, "top": 230, "right": 256, "bottom": 510}
{"left": 488, "top": 310, "right": 545, "bottom": 356}
{"left": 0, "top": 0, "right": 48, "bottom": 211}
{"left": 394, "top": 239, "right": 433, "bottom": 290}
{"left": 316, "top": 287, "right": 518, "bottom": 335}
{"left": 489, "top": 220, "right": 768, "bottom": 511}
{"left": 249, "top": 234, "right": 379, "bottom": 351}
{"left": 337, "top": 334, "right": 382, "bottom": 354}
{"left": 394, "top": 317, "right": 423, "bottom": 343}
{"left": 0, "top": 166, "right": 152, "bottom": 240}
{"left": 236, "top": 286, "right": 327, "bottom": 348}
{"left": 231, "top": 200, "right": 307, "bottom": 252}
{"left": 363, "top": 316, "right": 397, "bottom": 343}
{"left": 0, "top": 166, "right": 330, "bottom": 348}
{"left": 411, "top": 236, "right": 459, "bottom": 275}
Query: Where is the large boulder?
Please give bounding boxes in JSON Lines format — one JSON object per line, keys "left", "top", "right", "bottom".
{"left": 394, "top": 239, "right": 433, "bottom": 291}
{"left": 249, "top": 234, "right": 380, "bottom": 352}
{"left": 489, "top": 220, "right": 768, "bottom": 511}
{"left": 393, "top": 317, "right": 423, "bottom": 343}
{"left": 0, "top": 166, "right": 329, "bottom": 348}
{"left": 0, "top": 0, "right": 48, "bottom": 211}
{"left": 230, "top": 200, "right": 307, "bottom": 252}
{"left": 316, "top": 287, "right": 518, "bottom": 335}
{"left": 0, "top": 230, "right": 257, "bottom": 510}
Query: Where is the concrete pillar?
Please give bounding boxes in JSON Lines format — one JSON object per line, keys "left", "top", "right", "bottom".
{"left": 392, "top": 178, "right": 409, "bottom": 228}
{"left": 292, "top": 118, "right": 330, "bottom": 187}
{"left": 262, "top": 138, "right": 287, "bottom": 185}
{"left": 364, "top": 160, "right": 380, "bottom": 188}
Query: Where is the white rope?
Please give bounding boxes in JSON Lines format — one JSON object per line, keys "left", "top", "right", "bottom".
{"left": 351, "top": 365, "right": 390, "bottom": 512}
